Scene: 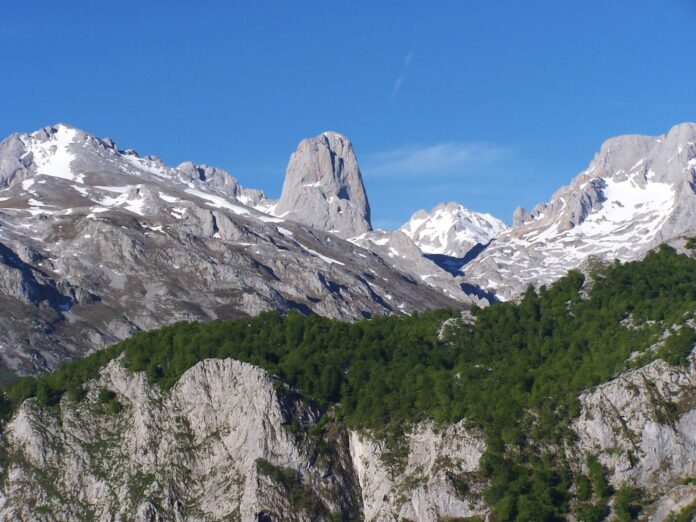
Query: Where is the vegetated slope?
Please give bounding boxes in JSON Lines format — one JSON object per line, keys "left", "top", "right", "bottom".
{"left": 3, "top": 243, "right": 696, "bottom": 520}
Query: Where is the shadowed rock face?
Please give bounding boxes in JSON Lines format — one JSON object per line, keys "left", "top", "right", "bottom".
{"left": 275, "top": 132, "right": 372, "bottom": 239}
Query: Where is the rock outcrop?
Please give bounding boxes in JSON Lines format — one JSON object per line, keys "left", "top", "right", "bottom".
{"left": 0, "top": 358, "right": 486, "bottom": 521}
{"left": 573, "top": 357, "right": 696, "bottom": 489}
{"left": 3, "top": 350, "right": 696, "bottom": 520}
{"left": 350, "top": 422, "right": 486, "bottom": 521}
{"left": 176, "top": 161, "right": 268, "bottom": 209}
{"left": 0, "top": 358, "right": 360, "bottom": 520}
{"left": 275, "top": 132, "right": 372, "bottom": 239}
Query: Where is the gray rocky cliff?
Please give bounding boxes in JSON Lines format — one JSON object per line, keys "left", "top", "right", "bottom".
{"left": 0, "top": 358, "right": 485, "bottom": 521}
{"left": 0, "top": 358, "right": 360, "bottom": 520}
{"left": 569, "top": 352, "right": 696, "bottom": 520}
{"left": 274, "top": 132, "right": 372, "bottom": 239}
{"left": 462, "top": 122, "right": 696, "bottom": 300}
{"left": 349, "top": 422, "right": 486, "bottom": 521}
{"left": 2, "top": 347, "right": 696, "bottom": 519}
{"left": 573, "top": 356, "right": 696, "bottom": 489}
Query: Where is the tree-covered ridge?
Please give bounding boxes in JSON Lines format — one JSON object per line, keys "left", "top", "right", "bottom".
{"left": 3, "top": 244, "right": 696, "bottom": 520}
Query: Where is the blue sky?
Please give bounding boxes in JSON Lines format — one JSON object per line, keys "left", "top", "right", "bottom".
{"left": 1, "top": 1, "right": 695, "bottom": 228}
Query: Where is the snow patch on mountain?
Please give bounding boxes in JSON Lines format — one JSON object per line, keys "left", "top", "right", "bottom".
{"left": 28, "top": 125, "right": 83, "bottom": 183}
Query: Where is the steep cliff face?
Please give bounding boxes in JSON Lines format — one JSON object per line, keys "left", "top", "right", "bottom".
{"left": 573, "top": 357, "right": 696, "bottom": 489}
{"left": 275, "top": 132, "right": 372, "bottom": 239}
{"left": 0, "top": 358, "right": 487, "bottom": 521}
{"left": 2, "top": 351, "right": 696, "bottom": 520}
{"left": 0, "top": 358, "right": 361, "bottom": 520}
{"left": 349, "top": 422, "right": 486, "bottom": 521}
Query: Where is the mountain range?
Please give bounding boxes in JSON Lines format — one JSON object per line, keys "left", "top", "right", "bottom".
{"left": 1, "top": 122, "right": 696, "bottom": 520}
{"left": 0, "top": 122, "right": 695, "bottom": 376}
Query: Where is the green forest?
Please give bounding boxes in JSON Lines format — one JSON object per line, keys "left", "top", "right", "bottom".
{"left": 3, "top": 244, "right": 696, "bottom": 521}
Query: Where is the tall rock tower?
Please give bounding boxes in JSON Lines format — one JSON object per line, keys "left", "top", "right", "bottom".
{"left": 275, "top": 132, "right": 372, "bottom": 238}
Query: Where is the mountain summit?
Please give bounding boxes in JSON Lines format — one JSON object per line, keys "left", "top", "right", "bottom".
{"left": 275, "top": 132, "right": 372, "bottom": 239}
{"left": 2, "top": 121, "right": 696, "bottom": 375}
{"left": 400, "top": 202, "right": 508, "bottom": 258}
{"left": 463, "top": 122, "right": 696, "bottom": 299}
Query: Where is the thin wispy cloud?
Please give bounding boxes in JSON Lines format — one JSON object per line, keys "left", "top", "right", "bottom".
{"left": 392, "top": 74, "right": 406, "bottom": 97}
{"left": 391, "top": 51, "right": 415, "bottom": 98}
{"left": 363, "top": 142, "right": 511, "bottom": 177}
{"left": 403, "top": 51, "right": 415, "bottom": 66}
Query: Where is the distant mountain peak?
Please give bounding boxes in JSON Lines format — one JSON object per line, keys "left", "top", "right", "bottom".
{"left": 400, "top": 202, "right": 508, "bottom": 258}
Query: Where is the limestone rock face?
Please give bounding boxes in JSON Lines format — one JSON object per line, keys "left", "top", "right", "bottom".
{"left": 573, "top": 356, "right": 696, "bottom": 489}
{"left": 462, "top": 122, "right": 696, "bottom": 300}
{"left": 275, "top": 132, "right": 372, "bottom": 239}
{"left": 3, "top": 347, "right": 696, "bottom": 519}
{"left": 0, "top": 358, "right": 486, "bottom": 521}
{"left": 0, "top": 358, "right": 360, "bottom": 520}
{"left": 0, "top": 134, "right": 31, "bottom": 189}
{"left": 512, "top": 206, "right": 532, "bottom": 227}
{"left": 350, "top": 422, "right": 487, "bottom": 521}
{"left": 176, "top": 161, "right": 267, "bottom": 208}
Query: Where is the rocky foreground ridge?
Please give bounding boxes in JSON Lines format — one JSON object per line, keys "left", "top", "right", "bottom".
{"left": 1, "top": 351, "right": 695, "bottom": 521}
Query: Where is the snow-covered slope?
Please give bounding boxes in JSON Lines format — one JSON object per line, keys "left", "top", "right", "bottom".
{"left": 463, "top": 122, "right": 696, "bottom": 300}
{"left": 348, "top": 229, "right": 476, "bottom": 304}
{"left": 0, "top": 124, "right": 276, "bottom": 219}
{"left": 0, "top": 124, "right": 464, "bottom": 376}
{"left": 400, "top": 202, "right": 509, "bottom": 258}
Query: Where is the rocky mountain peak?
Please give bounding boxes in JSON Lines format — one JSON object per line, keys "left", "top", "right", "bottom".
{"left": 274, "top": 132, "right": 372, "bottom": 239}
{"left": 0, "top": 123, "right": 464, "bottom": 375}
{"left": 400, "top": 201, "right": 508, "bottom": 258}
{"left": 463, "top": 122, "right": 696, "bottom": 300}
{"left": 511, "top": 122, "right": 696, "bottom": 235}
{"left": 175, "top": 161, "right": 267, "bottom": 207}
